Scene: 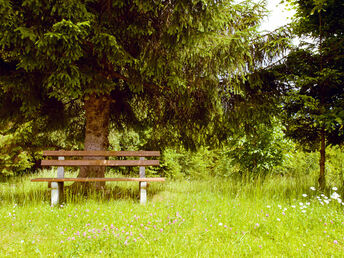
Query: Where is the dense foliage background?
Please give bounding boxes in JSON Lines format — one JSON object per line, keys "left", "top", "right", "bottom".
{"left": 0, "top": 0, "right": 343, "bottom": 190}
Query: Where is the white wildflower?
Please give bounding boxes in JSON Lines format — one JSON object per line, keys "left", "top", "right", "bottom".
{"left": 331, "top": 192, "right": 341, "bottom": 200}
{"left": 302, "top": 194, "right": 307, "bottom": 197}
{"left": 310, "top": 187, "right": 316, "bottom": 191}
{"left": 332, "top": 187, "right": 338, "bottom": 191}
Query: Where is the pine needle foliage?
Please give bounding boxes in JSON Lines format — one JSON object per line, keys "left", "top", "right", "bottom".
{"left": 0, "top": 0, "right": 291, "bottom": 174}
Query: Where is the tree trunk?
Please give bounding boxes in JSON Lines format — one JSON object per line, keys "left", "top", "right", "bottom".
{"left": 318, "top": 128, "right": 326, "bottom": 190}
{"left": 317, "top": 11, "right": 326, "bottom": 191}
{"left": 77, "top": 93, "right": 111, "bottom": 190}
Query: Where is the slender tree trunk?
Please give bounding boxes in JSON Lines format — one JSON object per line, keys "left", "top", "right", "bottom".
{"left": 317, "top": 12, "right": 326, "bottom": 191}
{"left": 77, "top": 93, "right": 111, "bottom": 190}
{"left": 318, "top": 128, "right": 326, "bottom": 190}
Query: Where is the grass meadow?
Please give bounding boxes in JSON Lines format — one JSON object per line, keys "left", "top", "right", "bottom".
{"left": 1, "top": 169, "right": 344, "bottom": 257}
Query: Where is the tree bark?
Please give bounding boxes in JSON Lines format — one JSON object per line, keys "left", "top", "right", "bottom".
{"left": 317, "top": 11, "right": 326, "bottom": 191}
{"left": 77, "top": 93, "right": 111, "bottom": 190}
{"left": 318, "top": 128, "right": 326, "bottom": 190}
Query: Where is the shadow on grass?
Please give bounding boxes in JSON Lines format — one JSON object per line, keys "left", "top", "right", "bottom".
{"left": 1, "top": 184, "right": 165, "bottom": 205}
{"left": 64, "top": 182, "right": 165, "bottom": 203}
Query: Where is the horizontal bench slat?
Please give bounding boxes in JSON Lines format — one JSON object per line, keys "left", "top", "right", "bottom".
{"left": 43, "top": 150, "right": 160, "bottom": 157}
{"left": 41, "top": 159, "right": 159, "bottom": 167}
{"left": 31, "top": 178, "right": 165, "bottom": 182}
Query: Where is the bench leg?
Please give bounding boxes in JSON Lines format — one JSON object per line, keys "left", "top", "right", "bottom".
{"left": 139, "top": 158, "right": 147, "bottom": 204}
{"left": 139, "top": 181, "right": 147, "bottom": 205}
{"left": 51, "top": 156, "right": 65, "bottom": 206}
{"left": 51, "top": 182, "right": 64, "bottom": 206}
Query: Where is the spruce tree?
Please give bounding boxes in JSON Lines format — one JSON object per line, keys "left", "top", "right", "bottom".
{"left": 0, "top": 0, "right": 288, "bottom": 183}
{"left": 278, "top": 0, "right": 344, "bottom": 189}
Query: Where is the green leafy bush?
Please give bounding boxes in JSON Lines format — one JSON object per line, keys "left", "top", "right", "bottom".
{"left": 161, "top": 148, "right": 185, "bottom": 179}
{"left": 0, "top": 122, "right": 35, "bottom": 176}
{"left": 161, "top": 147, "right": 234, "bottom": 179}
{"left": 324, "top": 146, "right": 344, "bottom": 187}
{"left": 274, "top": 148, "right": 319, "bottom": 177}
{"left": 226, "top": 123, "right": 292, "bottom": 175}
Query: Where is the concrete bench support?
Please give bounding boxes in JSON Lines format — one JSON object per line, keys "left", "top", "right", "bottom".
{"left": 51, "top": 156, "right": 64, "bottom": 206}
{"left": 139, "top": 157, "right": 147, "bottom": 205}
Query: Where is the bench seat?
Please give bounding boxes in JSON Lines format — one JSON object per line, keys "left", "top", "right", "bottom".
{"left": 32, "top": 177, "right": 165, "bottom": 182}
{"left": 41, "top": 159, "right": 160, "bottom": 166}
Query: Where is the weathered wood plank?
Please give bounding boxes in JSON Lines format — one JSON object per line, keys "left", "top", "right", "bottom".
{"left": 31, "top": 177, "right": 165, "bottom": 182}
{"left": 41, "top": 159, "right": 159, "bottom": 167}
{"left": 43, "top": 150, "right": 160, "bottom": 157}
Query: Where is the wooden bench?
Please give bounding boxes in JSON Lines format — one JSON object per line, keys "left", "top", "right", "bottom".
{"left": 31, "top": 150, "right": 165, "bottom": 206}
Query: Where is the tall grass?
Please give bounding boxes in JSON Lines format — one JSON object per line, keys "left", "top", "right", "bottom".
{"left": 1, "top": 169, "right": 344, "bottom": 256}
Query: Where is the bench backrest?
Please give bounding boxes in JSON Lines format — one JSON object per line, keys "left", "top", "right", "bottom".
{"left": 43, "top": 150, "right": 160, "bottom": 157}
{"left": 41, "top": 150, "right": 160, "bottom": 167}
